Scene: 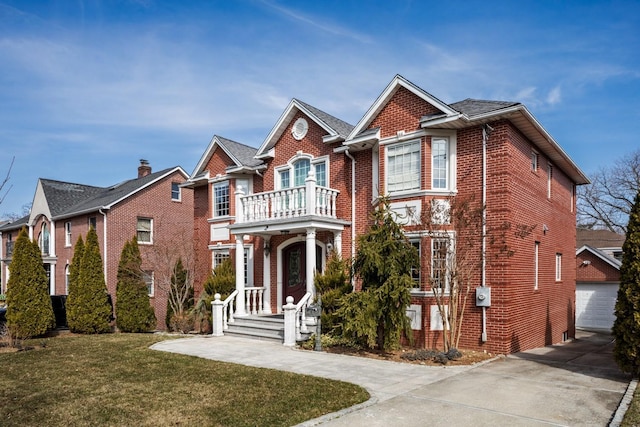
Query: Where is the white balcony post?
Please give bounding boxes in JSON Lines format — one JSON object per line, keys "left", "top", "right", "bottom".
{"left": 334, "top": 230, "right": 342, "bottom": 256}
{"left": 235, "top": 184, "right": 245, "bottom": 223}
{"left": 305, "top": 168, "right": 316, "bottom": 216}
{"left": 211, "top": 293, "right": 224, "bottom": 337}
{"left": 234, "top": 234, "right": 247, "bottom": 316}
{"left": 283, "top": 296, "right": 296, "bottom": 346}
{"left": 306, "top": 227, "right": 316, "bottom": 299}
{"left": 263, "top": 236, "right": 272, "bottom": 314}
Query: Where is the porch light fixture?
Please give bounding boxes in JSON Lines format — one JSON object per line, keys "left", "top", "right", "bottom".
{"left": 264, "top": 241, "right": 271, "bottom": 256}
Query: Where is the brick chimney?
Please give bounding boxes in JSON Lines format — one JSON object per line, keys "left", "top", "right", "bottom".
{"left": 138, "top": 159, "right": 151, "bottom": 178}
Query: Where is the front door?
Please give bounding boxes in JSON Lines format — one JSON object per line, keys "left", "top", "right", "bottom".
{"left": 283, "top": 242, "right": 306, "bottom": 303}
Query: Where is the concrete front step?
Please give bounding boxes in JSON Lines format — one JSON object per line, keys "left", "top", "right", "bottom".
{"left": 225, "top": 315, "right": 285, "bottom": 343}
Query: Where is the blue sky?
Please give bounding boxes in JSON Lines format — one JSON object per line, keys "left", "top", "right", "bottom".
{"left": 1, "top": 0, "right": 638, "bottom": 218}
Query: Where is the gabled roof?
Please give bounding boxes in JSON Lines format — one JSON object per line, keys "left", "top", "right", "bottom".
{"left": 577, "top": 245, "right": 622, "bottom": 270}
{"left": 256, "top": 99, "right": 354, "bottom": 158}
{"left": 0, "top": 214, "right": 28, "bottom": 232}
{"left": 1, "top": 166, "right": 187, "bottom": 229}
{"left": 188, "top": 135, "right": 262, "bottom": 185}
{"left": 341, "top": 74, "right": 589, "bottom": 185}
{"left": 347, "top": 74, "right": 459, "bottom": 141}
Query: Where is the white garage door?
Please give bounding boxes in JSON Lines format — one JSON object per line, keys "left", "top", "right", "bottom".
{"left": 576, "top": 283, "right": 619, "bottom": 330}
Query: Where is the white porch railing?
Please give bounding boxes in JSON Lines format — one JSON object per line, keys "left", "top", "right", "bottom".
{"left": 235, "top": 171, "right": 339, "bottom": 224}
{"left": 245, "top": 287, "right": 264, "bottom": 315}
{"left": 211, "top": 290, "right": 239, "bottom": 337}
{"left": 283, "top": 292, "right": 312, "bottom": 346}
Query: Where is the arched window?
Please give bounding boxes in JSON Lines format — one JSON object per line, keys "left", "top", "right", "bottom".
{"left": 39, "top": 223, "right": 50, "bottom": 256}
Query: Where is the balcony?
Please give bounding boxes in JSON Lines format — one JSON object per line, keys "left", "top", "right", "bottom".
{"left": 236, "top": 171, "right": 339, "bottom": 224}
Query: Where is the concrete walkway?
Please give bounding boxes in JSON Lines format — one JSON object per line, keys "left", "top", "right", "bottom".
{"left": 151, "top": 330, "right": 632, "bottom": 426}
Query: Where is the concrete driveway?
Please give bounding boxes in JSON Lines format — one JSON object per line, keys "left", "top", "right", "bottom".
{"left": 320, "top": 331, "right": 631, "bottom": 426}
{"left": 152, "top": 330, "right": 632, "bottom": 427}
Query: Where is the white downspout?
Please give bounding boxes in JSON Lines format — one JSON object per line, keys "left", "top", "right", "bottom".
{"left": 344, "top": 149, "right": 356, "bottom": 288}
{"left": 99, "top": 209, "right": 108, "bottom": 283}
{"left": 481, "top": 125, "right": 490, "bottom": 343}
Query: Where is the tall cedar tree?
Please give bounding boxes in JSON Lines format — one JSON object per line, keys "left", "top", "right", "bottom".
{"left": 66, "top": 227, "right": 112, "bottom": 333}
{"left": 6, "top": 228, "right": 55, "bottom": 338}
{"left": 115, "top": 238, "right": 156, "bottom": 332}
{"left": 613, "top": 188, "right": 640, "bottom": 376}
{"left": 338, "top": 198, "right": 418, "bottom": 350}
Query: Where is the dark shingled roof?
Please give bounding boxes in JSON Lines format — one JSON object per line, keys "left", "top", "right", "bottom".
{"left": 449, "top": 99, "right": 520, "bottom": 117}
{"left": 216, "top": 136, "right": 262, "bottom": 168}
{"left": 296, "top": 99, "right": 355, "bottom": 139}
{"left": 577, "top": 228, "right": 626, "bottom": 249}
{"left": 0, "top": 167, "right": 182, "bottom": 231}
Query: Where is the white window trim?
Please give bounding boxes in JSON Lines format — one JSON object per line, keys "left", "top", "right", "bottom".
{"left": 212, "top": 180, "right": 231, "bottom": 218}
{"left": 431, "top": 234, "right": 454, "bottom": 293}
{"left": 171, "top": 182, "right": 182, "bottom": 202}
{"left": 547, "top": 163, "right": 553, "bottom": 199}
{"left": 144, "top": 271, "right": 155, "bottom": 297}
{"left": 385, "top": 139, "right": 421, "bottom": 194}
{"left": 137, "top": 217, "right": 153, "bottom": 245}
{"left": 534, "top": 241, "right": 540, "bottom": 290}
{"left": 212, "top": 248, "right": 231, "bottom": 270}
{"left": 64, "top": 221, "right": 72, "bottom": 247}
{"left": 531, "top": 150, "right": 539, "bottom": 172}
{"left": 275, "top": 153, "right": 329, "bottom": 190}
{"left": 244, "top": 245, "right": 254, "bottom": 287}
{"left": 555, "top": 253, "right": 562, "bottom": 282}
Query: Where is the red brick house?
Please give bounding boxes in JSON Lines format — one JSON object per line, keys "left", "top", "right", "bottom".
{"left": 575, "top": 228, "right": 624, "bottom": 331}
{"left": 187, "top": 75, "right": 588, "bottom": 354}
{"left": 0, "top": 161, "right": 193, "bottom": 330}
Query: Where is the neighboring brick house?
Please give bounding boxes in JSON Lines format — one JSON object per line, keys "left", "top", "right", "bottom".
{"left": 0, "top": 161, "right": 193, "bottom": 330}
{"left": 576, "top": 228, "right": 624, "bottom": 331}
{"left": 187, "top": 74, "right": 588, "bottom": 354}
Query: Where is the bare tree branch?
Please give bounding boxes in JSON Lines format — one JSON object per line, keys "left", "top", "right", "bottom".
{"left": 0, "top": 156, "right": 15, "bottom": 206}
{"left": 577, "top": 149, "right": 640, "bottom": 233}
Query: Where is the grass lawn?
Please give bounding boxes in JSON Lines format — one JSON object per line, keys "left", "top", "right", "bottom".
{"left": 622, "top": 383, "right": 640, "bottom": 426}
{"left": 0, "top": 333, "right": 369, "bottom": 426}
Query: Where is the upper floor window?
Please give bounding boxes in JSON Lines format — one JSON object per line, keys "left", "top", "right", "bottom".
{"left": 137, "top": 217, "right": 153, "bottom": 244}
{"left": 213, "top": 181, "right": 230, "bottom": 217}
{"left": 432, "top": 138, "right": 449, "bottom": 189}
{"left": 278, "top": 157, "right": 327, "bottom": 189}
{"left": 65, "top": 221, "right": 72, "bottom": 247}
{"left": 555, "top": 253, "right": 562, "bottom": 282}
{"left": 39, "top": 223, "right": 50, "bottom": 256}
{"left": 531, "top": 151, "right": 539, "bottom": 171}
{"left": 171, "top": 182, "right": 181, "bottom": 201}
{"left": 547, "top": 163, "right": 553, "bottom": 199}
{"left": 387, "top": 140, "right": 420, "bottom": 193}
{"left": 89, "top": 217, "right": 97, "bottom": 230}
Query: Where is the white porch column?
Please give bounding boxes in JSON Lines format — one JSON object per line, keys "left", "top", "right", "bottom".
{"left": 333, "top": 230, "right": 342, "bottom": 256}
{"left": 262, "top": 236, "right": 272, "bottom": 314}
{"left": 234, "top": 234, "right": 247, "bottom": 316}
{"left": 235, "top": 184, "right": 245, "bottom": 223}
{"left": 305, "top": 168, "right": 317, "bottom": 215}
{"left": 306, "top": 227, "right": 316, "bottom": 299}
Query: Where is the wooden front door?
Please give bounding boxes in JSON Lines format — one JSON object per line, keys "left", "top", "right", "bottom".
{"left": 283, "top": 242, "right": 306, "bottom": 303}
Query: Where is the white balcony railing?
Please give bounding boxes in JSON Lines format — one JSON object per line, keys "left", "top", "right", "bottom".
{"left": 235, "top": 171, "right": 339, "bottom": 224}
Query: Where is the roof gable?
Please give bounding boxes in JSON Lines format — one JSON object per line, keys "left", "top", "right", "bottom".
{"left": 347, "top": 74, "right": 459, "bottom": 140}
{"left": 189, "top": 135, "right": 261, "bottom": 182}
{"left": 256, "top": 99, "right": 354, "bottom": 158}
{"left": 576, "top": 245, "right": 622, "bottom": 270}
